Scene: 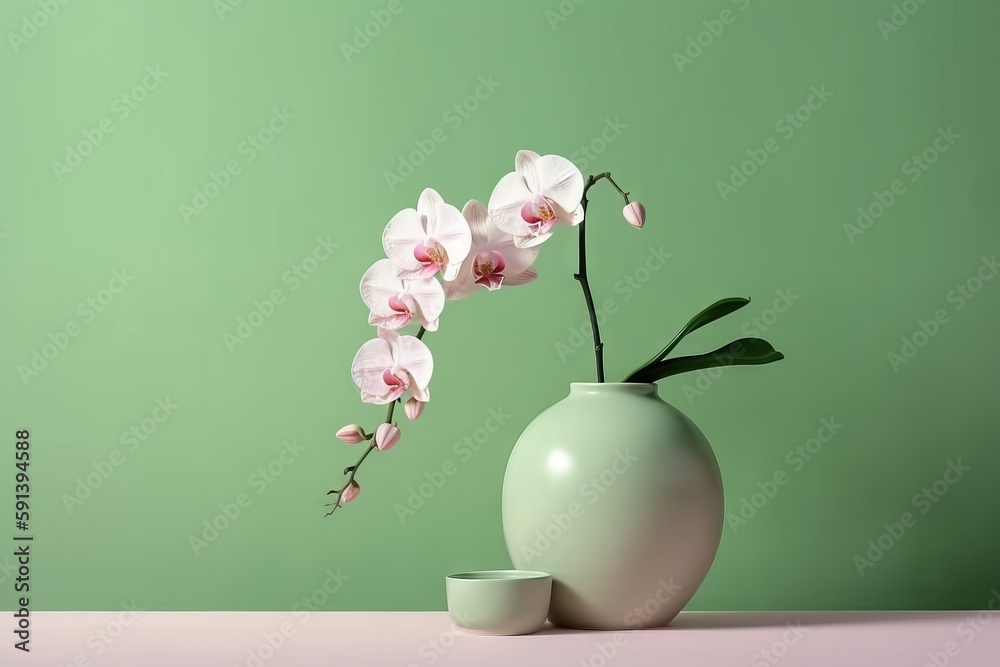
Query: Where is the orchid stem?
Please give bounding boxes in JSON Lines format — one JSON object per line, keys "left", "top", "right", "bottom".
{"left": 326, "top": 325, "right": 427, "bottom": 516}
{"left": 574, "top": 173, "right": 631, "bottom": 384}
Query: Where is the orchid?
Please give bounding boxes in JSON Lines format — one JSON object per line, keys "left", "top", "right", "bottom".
{"left": 623, "top": 201, "right": 646, "bottom": 230}
{"left": 445, "top": 200, "right": 539, "bottom": 300}
{"left": 404, "top": 397, "right": 425, "bottom": 420}
{"left": 375, "top": 423, "right": 401, "bottom": 451}
{"left": 328, "top": 148, "right": 784, "bottom": 518}
{"left": 339, "top": 481, "right": 360, "bottom": 504}
{"left": 361, "top": 259, "right": 445, "bottom": 331}
{"left": 382, "top": 188, "right": 472, "bottom": 280}
{"left": 336, "top": 424, "right": 367, "bottom": 444}
{"left": 488, "top": 150, "right": 585, "bottom": 248}
{"left": 351, "top": 327, "right": 432, "bottom": 405}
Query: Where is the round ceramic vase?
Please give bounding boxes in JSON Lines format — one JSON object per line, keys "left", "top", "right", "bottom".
{"left": 501, "top": 382, "right": 724, "bottom": 629}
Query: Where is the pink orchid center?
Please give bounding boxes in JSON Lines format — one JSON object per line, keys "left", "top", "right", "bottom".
{"left": 520, "top": 196, "right": 558, "bottom": 235}
{"left": 387, "top": 294, "right": 410, "bottom": 314}
{"left": 473, "top": 249, "right": 507, "bottom": 291}
{"left": 387, "top": 294, "right": 414, "bottom": 327}
{"left": 413, "top": 239, "right": 449, "bottom": 276}
{"left": 381, "top": 368, "right": 409, "bottom": 400}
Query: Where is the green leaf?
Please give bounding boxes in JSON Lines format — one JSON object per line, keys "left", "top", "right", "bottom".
{"left": 626, "top": 338, "right": 784, "bottom": 384}
{"left": 623, "top": 297, "right": 751, "bottom": 380}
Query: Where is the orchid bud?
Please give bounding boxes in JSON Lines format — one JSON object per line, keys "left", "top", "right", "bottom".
{"left": 376, "top": 423, "right": 402, "bottom": 451}
{"left": 405, "top": 397, "right": 425, "bottom": 421}
{"left": 340, "top": 481, "right": 360, "bottom": 504}
{"left": 622, "top": 201, "right": 646, "bottom": 230}
{"left": 336, "top": 424, "right": 367, "bottom": 444}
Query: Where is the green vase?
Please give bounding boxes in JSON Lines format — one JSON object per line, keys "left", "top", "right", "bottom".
{"left": 501, "top": 382, "right": 724, "bottom": 629}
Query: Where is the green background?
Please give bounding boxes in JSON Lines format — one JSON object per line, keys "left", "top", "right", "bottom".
{"left": 1, "top": 0, "right": 998, "bottom": 612}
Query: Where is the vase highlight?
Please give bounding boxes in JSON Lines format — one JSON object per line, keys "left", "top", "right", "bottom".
{"left": 501, "top": 382, "right": 724, "bottom": 629}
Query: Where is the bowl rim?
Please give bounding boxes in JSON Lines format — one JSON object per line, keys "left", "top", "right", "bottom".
{"left": 446, "top": 569, "right": 551, "bottom": 581}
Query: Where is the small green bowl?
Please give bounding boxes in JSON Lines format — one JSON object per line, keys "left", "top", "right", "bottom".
{"left": 445, "top": 570, "right": 552, "bottom": 635}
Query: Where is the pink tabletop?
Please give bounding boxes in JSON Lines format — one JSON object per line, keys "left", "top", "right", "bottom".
{"left": 22, "top": 610, "right": 1000, "bottom": 666}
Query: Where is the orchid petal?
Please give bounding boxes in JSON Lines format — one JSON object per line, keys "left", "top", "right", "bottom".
{"left": 410, "top": 384, "right": 430, "bottom": 402}
{"left": 361, "top": 260, "right": 406, "bottom": 323}
{"left": 487, "top": 172, "right": 534, "bottom": 238}
{"left": 444, "top": 266, "right": 477, "bottom": 300}
{"left": 462, "top": 199, "right": 491, "bottom": 247}
{"left": 549, "top": 199, "right": 580, "bottom": 228}
{"left": 407, "top": 276, "right": 445, "bottom": 330}
{"left": 440, "top": 261, "right": 461, "bottom": 282}
{"left": 512, "top": 229, "right": 553, "bottom": 248}
{"left": 514, "top": 150, "right": 542, "bottom": 192}
{"left": 444, "top": 280, "right": 475, "bottom": 300}
{"left": 499, "top": 244, "right": 538, "bottom": 275}
{"left": 503, "top": 266, "right": 539, "bottom": 287}
{"left": 391, "top": 313, "right": 414, "bottom": 328}
{"left": 429, "top": 210, "right": 472, "bottom": 274}
{"left": 535, "top": 154, "right": 584, "bottom": 213}
{"left": 396, "top": 334, "right": 433, "bottom": 390}
{"left": 377, "top": 326, "right": 401, "bottom": 345}
{"left": 382, "top": 209, "right": 426, "bottom": 276}
{"left": 417, "top": 188, "right": 445, "bottom": 216}
{"left": 474, "top": 273, "right": 504, "bottom": 291}
{"left": 351, "top": 337, "right": 393, "bottom": 400}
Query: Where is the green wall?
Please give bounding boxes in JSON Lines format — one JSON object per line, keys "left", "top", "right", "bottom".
{"left": 1, "top": 0, "right": 998, "bottom": 611}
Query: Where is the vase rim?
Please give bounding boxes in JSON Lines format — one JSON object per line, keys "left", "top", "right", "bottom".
{"left": 570, "top": 382, "right": 656, "bottom": 386}
{"left": 569, "top": 382, "right": 658, "bottom": 395}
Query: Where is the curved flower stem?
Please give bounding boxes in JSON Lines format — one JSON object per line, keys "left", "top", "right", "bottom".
{"left": 574, "top": 172, "right": 631, "bottom": 383}
{"left": 326, "top": 326, "right": 427, "bottom": 516}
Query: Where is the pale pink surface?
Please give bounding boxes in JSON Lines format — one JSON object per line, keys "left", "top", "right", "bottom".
{"left": 26, "top": 611, "right": 1000, "bottom": 666}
